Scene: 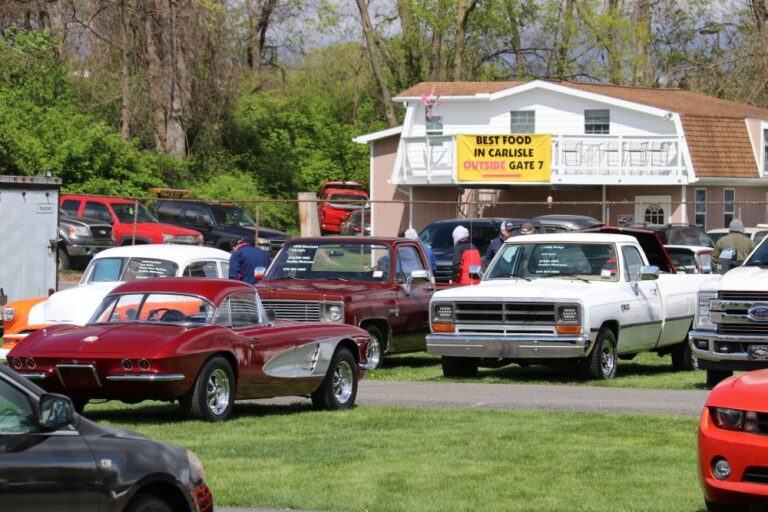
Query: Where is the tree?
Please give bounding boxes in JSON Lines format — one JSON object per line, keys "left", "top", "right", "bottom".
{"left": 355, "top": 0, "right": 397, "bottom": 127}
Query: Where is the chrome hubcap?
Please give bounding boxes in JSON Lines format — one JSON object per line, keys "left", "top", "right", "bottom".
{"left": 206, "top": 368, "right": 230, "bottom": 416}
{"left": 601, "top": 342, "right": 615, "bottom": 376}
{"left": 366, "top": 335, "right": 381, "bottom": 368}
{"left": 332, "top": 360, "right": 354, "bottom": 404}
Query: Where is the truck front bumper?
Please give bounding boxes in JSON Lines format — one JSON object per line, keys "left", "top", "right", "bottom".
{"left": 426, "top": 333, "right": 592, "bottom": 359}
{"left": 67, "top": 242, "right": 114, "bottom": 257}
{"left": 690, "top": 329, "right": 768, "bottom": 370}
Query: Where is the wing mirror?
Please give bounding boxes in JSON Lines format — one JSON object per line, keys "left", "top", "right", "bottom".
{"left": 468, "top": 265, "right": 484, "bottom": 280}
{"left": 718, "top": 248, "right": 739, "bottom": 274}
{"left": 254, "top": 266, "right": 266, "bottom": 281}
{"left": 408, "top": 269, "right": 431, "bottom": 283}
{"left": 640, "top": 265, "right": 660, "bottom": 281}
{"left": 38, "top": 393, "right": 75, "bottom": 431}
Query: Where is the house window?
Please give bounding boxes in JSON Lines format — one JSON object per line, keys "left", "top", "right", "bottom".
{"left": 585, "top": 109, "right": 610, "bottom": 134}
{"left": 510, "top": 111, "right": 535, "bottom": 133}
{"left": 695, "top": 188, "right": 706, "bottom": 229}
{"left": 724, "top": 188, "right": 735, "bottom": 226}
{"left": 426, "top": 115, "right": 443, "bottom": 134}
{"left": 644, "top": 204, "right": 665, "bottom": 225}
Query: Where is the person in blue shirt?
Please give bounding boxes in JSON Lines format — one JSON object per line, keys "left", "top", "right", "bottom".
{"left": 483, "top": 220, "right": 514, "bottom": 267}
{"left": 404, "top": 228, "right": 436, "bottom": 273}
{"left": 229, "top": 238, "right": 271, "bottom": 284}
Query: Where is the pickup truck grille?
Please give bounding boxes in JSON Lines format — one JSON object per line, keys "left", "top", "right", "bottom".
{"left": 434, "top": 265, "right": 453, "bottom": 283}
{"left": 713, "top": 292, "right": 768, "bottom": 334}
{"left": 261, "top": 300, "right": 321, "bottom": 322}
{"left": 454, "top": 301, "right": 556, "bottom": 335}
{"left": 90, "top": 225, "right": 113, "bottom": 241}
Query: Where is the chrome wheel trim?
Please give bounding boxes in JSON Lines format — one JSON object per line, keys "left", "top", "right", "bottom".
{"left": 206, "top": 368, "right": 231, "bottom": 416}
{"left": 366, "top": 334, "right": 381, "bottom": 368}
{"left": 600, "top": 340, "right": 616, "bottom": 377}
{"left": 332, "top": 360, "right": 354, "bottom": 404}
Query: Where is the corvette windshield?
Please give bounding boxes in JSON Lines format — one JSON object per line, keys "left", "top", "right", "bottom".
{"left": 485, "top": 242, "right": 619, "bottom": 282}
{"left": 266, "top": 241, "right": 391, "bottom": 282}
{"left": 81, "top": 257, "right": 179, "bottom": 284}
{"left": 89, "top": 293, "right": 214, "bottom": 326}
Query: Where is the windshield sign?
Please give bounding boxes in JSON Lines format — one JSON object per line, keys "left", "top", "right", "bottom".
{"left": 82, "top": 257, "right": 179, "bottom": 284}
{"left": 90, "top": 293, "right": 214, "bottom": 326}
{"left": 485, "top": 242, "right": 619, "bottom": 282}
{"left": 267, "top": 242, "right": 391, "bottom": 282}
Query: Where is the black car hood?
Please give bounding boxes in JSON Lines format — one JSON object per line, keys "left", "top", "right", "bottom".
{"left": 76, "top": 415, "right": 151, "bottom": 442}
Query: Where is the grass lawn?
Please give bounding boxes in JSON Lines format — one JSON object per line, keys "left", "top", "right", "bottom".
{"left": 86, "top": 401, "right": 705, "bottom": 511}
{"left": 371, "top": 351, "right": 710, "bottom": 390}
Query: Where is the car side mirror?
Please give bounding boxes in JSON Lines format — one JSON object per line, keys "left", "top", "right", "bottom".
{"left": 640, "top": 265, "right": 660, "bottom": 281}
{"left": 38, "top": 393, "right": 75, "bottom": 431}
{"left": 408, "top": 269, "right": 431, "bottom": 284}
{"left": 468, "top": 265, "right": 483, "bottom": 280}
{"left": 254, "top": 266, "right": 266, "bottom": 281}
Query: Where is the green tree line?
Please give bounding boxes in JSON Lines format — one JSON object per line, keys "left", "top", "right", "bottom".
{"left": 0, "top": 0, "right": 766, "bottom": 231}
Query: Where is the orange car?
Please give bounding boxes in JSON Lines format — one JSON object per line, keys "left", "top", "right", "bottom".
{"left": 699, "top": 370, "right": 768, "bottom": 511}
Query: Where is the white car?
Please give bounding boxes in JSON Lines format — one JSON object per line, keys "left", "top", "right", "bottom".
{"left": 1, "top": 244, "right": 231, "bottom": 359}
{"left": 707, "top": 226, "right": 768, "bottom": 245}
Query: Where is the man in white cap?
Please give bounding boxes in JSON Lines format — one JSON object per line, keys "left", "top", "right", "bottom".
{"left": 451, "top": 225, "right": 481, "bottom": 284}
{"left": 714, "top": 218, "right": 755, "bottom": 267}
{"left": 404, "top": 228, "right": 436, "bottom": 272}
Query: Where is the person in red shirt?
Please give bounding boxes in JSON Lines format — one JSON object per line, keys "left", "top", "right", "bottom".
{"left": 451, "top": 225, "right": 481, "bottom": 284}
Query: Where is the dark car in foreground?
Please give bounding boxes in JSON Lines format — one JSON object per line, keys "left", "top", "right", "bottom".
{"left": 9, "top": 278, "right": 370, "bottom": 421}
{"left": 698, "top": 370, "right": 768, "bottom": 511}
{"left": 418, "top": 218, "right": 542, "bottom": 282}
{"left": 0, "top": 363, "right": 212, "bottom": 512}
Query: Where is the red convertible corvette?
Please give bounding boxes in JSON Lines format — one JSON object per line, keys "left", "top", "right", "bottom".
{"left": 699, "top": 370, "right": 768, "bottom": 511}
{"left": 7, "top": 278, "right": 372, "bottom": 421}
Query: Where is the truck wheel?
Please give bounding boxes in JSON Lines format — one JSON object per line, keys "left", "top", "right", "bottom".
{"left": 363, "top": 325, "right": 385, "bottom": 369}
{"left": 441, "top": 356, "right": 479, "bottom": 378}
{"left": 57, "top": 248, "right": 70, "bottom": 271}
{"left": 580, "top": 328, "right": 617, "bottom": 380}
{"left": 671, "top": 340, "right": 695, "bottom": 371}
{"left": 706, "top": 369, "right": 732, "bottom": 388}
{"left": 311, "top": 347, "right": 357, "bottom": 410}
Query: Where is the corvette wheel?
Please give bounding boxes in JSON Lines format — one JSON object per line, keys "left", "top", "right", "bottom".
{"left": 186, "top": 356, "right": 235, "bottom": 422}
{"left": 311, "top": 347, "right": 357, "bottom": 410}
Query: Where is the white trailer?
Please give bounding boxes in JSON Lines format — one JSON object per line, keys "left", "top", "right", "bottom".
{"left": 0, "top": 175, "right": 61, "bottom": 305}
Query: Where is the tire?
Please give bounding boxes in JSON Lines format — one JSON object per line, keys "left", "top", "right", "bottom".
{"left": 441, "top": 356, "right": 479, "bottom": 378}
{"left": 671, "top": 340, "right": 695, "bottom": 371}
{"left": 184, "top": 356, "right": 235, "bottom": 421}
{"left": 705, "top": 500, "right": 745, "bottom": 512}
{"left": 125, "top": 493, "right": 172, "bottom": 512}
{"left": 706, "top": 369, "right": 733, "bottom": 389}
{"left": 580, "top": 328, "right": 618, "bottom": 380}
{"left": 363, "top": 325, "right": 385, "bottom": 369}
{"left": 57, "top": 247, "right": 70, "bottom": 271}
{"left": 311, "top": 347, "right": 357, "bottom": 410}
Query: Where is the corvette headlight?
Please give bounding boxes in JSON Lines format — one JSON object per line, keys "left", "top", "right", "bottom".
{"left": 162, "top": 234, "right": 176, "bottom": 243}
{"left": 2, "top": 307, "right": 15, "bottom": 323}
{"left": 696, "top": 291, "right": 717, "bottom": 330}
{"left": 324, "top": 303, "right": 343, "bottom": 323}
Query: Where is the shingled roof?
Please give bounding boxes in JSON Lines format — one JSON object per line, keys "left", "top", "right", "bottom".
{"left": 396, "top": 81, "right": 768, "bottom": 179}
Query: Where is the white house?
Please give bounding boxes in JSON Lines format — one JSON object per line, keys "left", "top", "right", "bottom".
{"left": 354, "top": 80, "right": 768, "bottom": 235}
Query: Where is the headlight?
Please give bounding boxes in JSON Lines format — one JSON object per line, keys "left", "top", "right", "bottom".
{"left": 325, "top": 304, "right": 343, "bottom": 323}
{"left": 162, "top": 234, "right": 176, "bottom": 243}
{"left": 432, "top": 303, "right": 454, "bottom": 322}
{"left": 194, "top": 234, "right": 203, "bottom": 245}
{"left": 67, "top": 225, "right": 90, "bottom": 238}
{"left": 711, "top": 408, "right": 761, "bottom": 433}
{"left": 256, "top": 237, "right": 271, "bottom": 249}
{"left": 186, "top": 449, "right": 206, "bottom": 483}
{"left": 696, "top": 291, "right": 717, "bottom": 330}
{"left": 555, "top": 303, "right": 581, "bottom": 335}
{"left": 2, "top": 307, "right": 15, "bottom": 323}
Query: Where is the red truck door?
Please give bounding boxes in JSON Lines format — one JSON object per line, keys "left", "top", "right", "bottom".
{"left": 391, "top": 244, "right": 435, "bottom": 352}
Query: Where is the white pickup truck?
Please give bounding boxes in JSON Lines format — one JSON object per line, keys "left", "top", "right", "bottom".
{"left": 426, "top": 231, "right": 716, "bottom": 379}
{"left": 690, "top": 238, "right": 768, "bottom": 387}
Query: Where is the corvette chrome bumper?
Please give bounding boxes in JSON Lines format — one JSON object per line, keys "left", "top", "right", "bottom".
{"left": 105, "top": 374, "right": 186, "bottom": 382}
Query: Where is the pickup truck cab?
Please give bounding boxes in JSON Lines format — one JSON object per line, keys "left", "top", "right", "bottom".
{"left": 427, "top": 232, "right": 715, "bottom": 379}
{"left": 61, "top": 194, "right": 203, "bottom": 246}
{"left": 317, "top": 182, "right": 369, "bottom": 234}
{"left": 690, "top": 236, "right": 768, "bottom": 387}
{"left": 257, "top": 236, "right": 437, "bottom": 367}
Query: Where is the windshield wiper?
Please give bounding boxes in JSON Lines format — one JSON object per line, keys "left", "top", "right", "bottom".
{"left": 275, "top": 275, "right": 305, "bottom": 280}
{"left": 324, "top": 276, "right": 350, "bottom": 281}
{"left": 541, "top": 274, "right": 591, "bottom": 283}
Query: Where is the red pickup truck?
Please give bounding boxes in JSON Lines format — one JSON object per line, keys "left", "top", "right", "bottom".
{"left": 61, "top": 194, "right": 203, "bottom": 246}
{"left": 257, "top": 236, "right": 441, "bottom": 367}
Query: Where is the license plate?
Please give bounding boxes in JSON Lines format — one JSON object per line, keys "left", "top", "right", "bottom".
{"left": 747, "top": 345, "right": 768, "bottom": 360}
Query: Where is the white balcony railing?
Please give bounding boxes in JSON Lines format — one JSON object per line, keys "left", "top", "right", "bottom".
{"left": 396, "top": 134, "right": 688, "bottom": 185}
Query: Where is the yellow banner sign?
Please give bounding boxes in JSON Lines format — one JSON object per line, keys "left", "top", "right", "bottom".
{"left": 456, "top": 134, "right": 552, "bottom": 182}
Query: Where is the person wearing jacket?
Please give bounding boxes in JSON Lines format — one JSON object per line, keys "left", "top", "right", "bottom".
{"left": 229, "top": 238, "right": 271, "bottom": 284}
{"left": 483, "top": 220, "right": 515, "bottom": 267}
{"left": 451, "top": 225, "right": 481, "bottom": 284}
{"left": 713, "top": 219, "right": 755, "bottom": 268}
{"left": 404, "top": 228, "right": 437, "bottom": 272}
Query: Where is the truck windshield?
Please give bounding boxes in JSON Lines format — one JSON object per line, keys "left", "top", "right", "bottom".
{"left": 267, "top": 242, "right": 391, "bottom": 282}
{"left": 111, "top": 203, "right": 159, "bottom": 223}
{"left": 485, "top": 242, "right": 619, "bottom": 282}
{"left": 210, "top": 205, "right": 256, "bottom": 227}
